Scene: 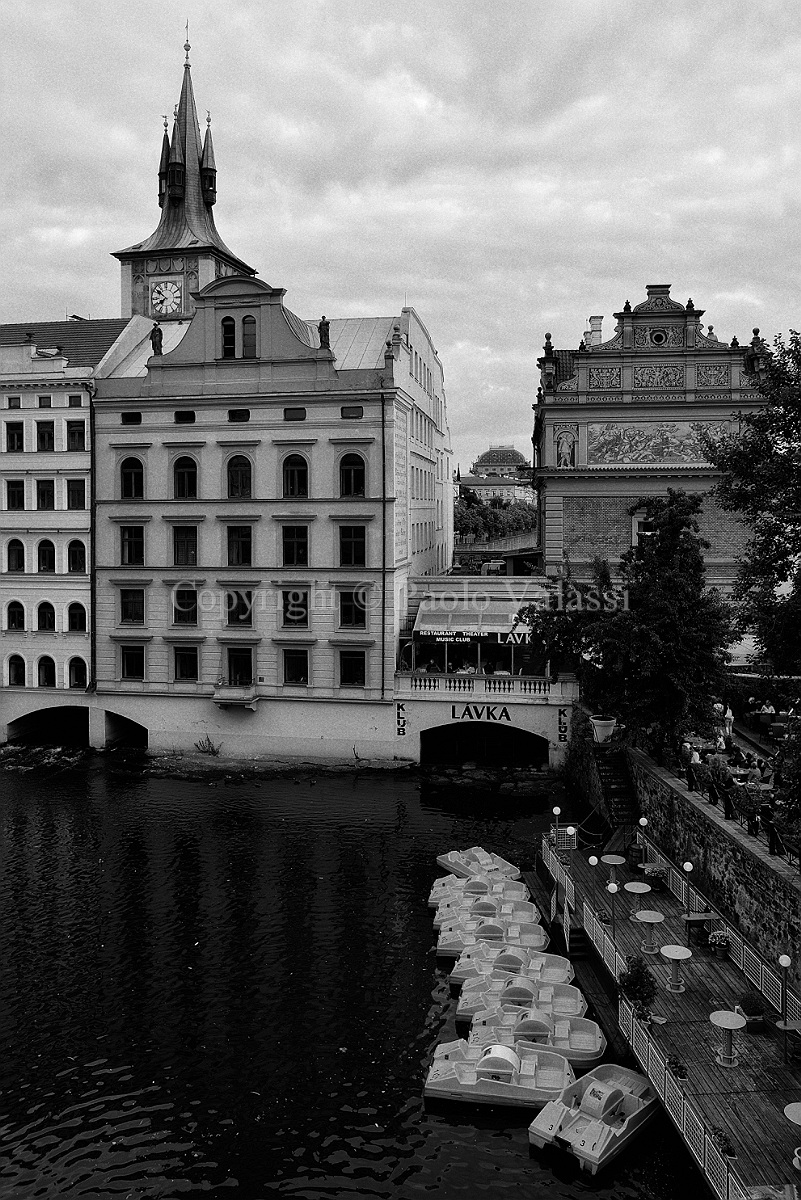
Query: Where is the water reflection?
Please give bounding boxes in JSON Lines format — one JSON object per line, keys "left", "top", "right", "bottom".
{"left": 0, "top": 762, "right": 701, "bottom": 1197}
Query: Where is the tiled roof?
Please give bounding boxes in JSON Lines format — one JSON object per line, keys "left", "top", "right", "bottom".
{"left": 554, "top": 350, "right": 576, "bottom": 386}
{"left": 0, "top": 319, "right": 130, "bottom": 367}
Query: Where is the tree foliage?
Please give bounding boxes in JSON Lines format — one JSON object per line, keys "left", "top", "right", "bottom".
{"left": 517, "top": 490, "right": 732, "bottom": 752}
{"left": 454, "top": 489, "right": 538, "bottom": 542}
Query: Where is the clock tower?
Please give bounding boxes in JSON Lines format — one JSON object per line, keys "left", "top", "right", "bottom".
{"left": 113, "top": 38, "right": 255, "bottom": 321}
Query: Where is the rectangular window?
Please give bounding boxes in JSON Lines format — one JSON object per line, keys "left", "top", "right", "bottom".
{"left": 339, "top": 525, "right": 366, "bottom": 567}
{"left": 121, "top": 645, "right": 145, "bottom": 680}
{"left": 227, "top": 525, "right": 252, "bottom": 567}
{"left": 173, "top": 588, "right": 198, "bottom": 625}
{"left": 340, "top": 405, "right": 363, "bottom": 420}
{"left": 226, "top": 590, "right": 253, "bottom": 627}
{"left": 120, "top": 588, "right": 145, "bottom": 625}
{"left": 121, "top": 525, "right": 144, "bottom": 565}
{"left": 283, "top": 647, "right": 309, "bottom": 685}
{"left": 227, "top": 646, "right": 253, "bottom": 686}
{"left": 6, "top": 422, "right": 23, "bottom": 452}
{"left": 67, "top": 479, "right": 86, "bottom": 510}
{"left": 38, "top": 395, "right": 51, "bottom": 408}
{"left": 340, "top": 650, "right": 366, "bottom": 687}
{"left": 8, "top": 396, "right": 20, "bottom": 409}
{"left": 68, "top": 395, "right": 83, "bottom": 408}
{"left": 7, "top": 480, "right": 24, "bottom": 509}
{"left": 283, "top": 407, "right": 306, "bottom": 422}
{"left": 121, "top": 412, "right": 142, "bottom": 425}
{"left": 67, "top": 421, "right": 86, "bottom": 450}
{"left": 339, "top": 590, "right": 367, "bottom": 628}
{"left": 227, "top": 409, "right": 250, "bottom": 423}
{"left": 282, "top": 589, "right": 309, "bottom": 628}
{"left": 282, "top": 525, "right": 308, "bottom": 566}
{"left": 36, "top": 421, "right": 55, "bottom": 451}
{"left": 36, "top": 479, "right": 55, "bottom": 510}
{"left": 174, "top": 410, "right": 196, "bottom": 424}
{"left": 174, "top": 646, "right": 199, "bottom": 681}
{"left": 173, "top": 525, "right": 198, "bottom": 567}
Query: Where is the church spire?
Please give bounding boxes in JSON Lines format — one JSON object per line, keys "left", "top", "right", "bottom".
{"left": 157, "top": 116, "right": 170, "bottom": 208}
{"left": 201, "top": 113, "right": 217, "bottom": 205}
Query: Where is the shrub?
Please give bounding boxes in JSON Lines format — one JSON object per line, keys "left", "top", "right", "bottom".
{"left": 195, "top": 734, "right": 222, "bottom": 756}
{"left": 739, "top": 990, "right": 764, "bottom": 1017}
{"left": 617, "top": 954, "right": 658, "bottom": 1020}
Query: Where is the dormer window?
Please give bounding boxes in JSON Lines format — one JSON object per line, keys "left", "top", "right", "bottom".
{"left": 221, "top": 317, "right": 236, "bottom": 359}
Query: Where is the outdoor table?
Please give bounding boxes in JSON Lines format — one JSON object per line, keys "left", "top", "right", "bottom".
{"left": 661, "top": 944, "right": 692, "bottom": 993}
{"left": 601, "top": 854, "right": 626, "bottom": 885}
{"left": 783, "top": 1102, "right": 801, "bottom": 1170}
{"left": 624, "top": 881, "right": 651, "bottom": 920}
{"left": 710, "top": 1009, "right": 746, "bottom": 1068}
{"left": 683, "top": 911, "right": 714, "bottom": 943}
{"left": 635, "top": 909, "right": 665, "bottom": 955}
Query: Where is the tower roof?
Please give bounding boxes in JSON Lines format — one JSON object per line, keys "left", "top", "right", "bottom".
{"left": 113, "top": 43, "right": 255, "bottom": 275}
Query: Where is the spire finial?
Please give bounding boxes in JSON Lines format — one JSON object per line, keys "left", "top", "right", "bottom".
{"left": 173, "top": 103, "right": 178, "bottom": 120}
{"left": 162, "top": 113, "right": 169, "bottom": 131}
{"left": 206, "top": 109, "right": 211, "bottom": 127}
{"left": 184, "top": 19, "right": 191, "bottom": 63}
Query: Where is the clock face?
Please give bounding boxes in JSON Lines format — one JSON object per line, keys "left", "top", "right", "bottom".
{"left": 150, "top": 280, "right": 182, "bottom": 315}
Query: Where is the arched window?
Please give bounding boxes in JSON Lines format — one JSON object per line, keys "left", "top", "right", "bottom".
{"left": 68, "top": 540, "right": 86, "bottom": 573}
{"left": 283, "top": 454, "right": 308, "bottom": 498}
{"left": 38, "top": 540, "right": 55, "bottom": 573}
{"left": 242, "top": 315, "right": 257, "bottom": 359}
{"left": 38, "top": 656, "right": 56, "bottom": 687}
{"left": 8, "top": 655, "right": 25, "bottom": 686}
{"left": 68, "top": 602, "right": 87, "bottom": 632}
{"left": 120, "top": 457, "right": 144, "bottom": 500}
{"left": 221, "top": 316, "right": 236, "bottom": 359}
{"left": 7, "top": 602, "right": 24, "bottom": 631}
{"left": 174, "top": 456, "right": 197, "bottom": 500}
{"left": 38, "top": 602, "right": 56, "bottom": 631}
{"left": 227, "top": 455, "right": 252, "bottom": 499}
{"left": 68, "top": 657, "right": 87, "bottom": 689}
{"left": 340, "top": 454, "right": 366, "bottom": 498}
{"left": 7, "top": 539, "right": 24, "bottom": 572}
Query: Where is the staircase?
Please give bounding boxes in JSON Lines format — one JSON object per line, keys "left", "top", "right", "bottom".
{"left": 594, "top": 748, "right": 638, "bottom": 826}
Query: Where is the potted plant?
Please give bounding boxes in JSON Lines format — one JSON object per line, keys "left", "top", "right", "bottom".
{"left": 666, "top": 1053, "right": 688, "bottom": 1080}
{"left": 708, "top": 930, "right": 730, "bottom": 959}
{"left": 590, "top": 714, "right": 617, "bottom": 744}
{"left": 710, "top": 1125, "right": 736, "bottom": 1159}
{"left": 617, "top": 954, "right": 658, "bottom": 1023}
{"left": 644, "top": 864, "right": 667, "bottom": 892}
{"left": 734, "top": 989, "right": 766, "bottom": 1031}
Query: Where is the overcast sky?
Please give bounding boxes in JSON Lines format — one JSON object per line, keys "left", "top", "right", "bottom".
{"left": 2, "top": 0, "right": 799, "bottom": 470}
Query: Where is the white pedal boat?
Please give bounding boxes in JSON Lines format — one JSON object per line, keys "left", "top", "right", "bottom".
{"left": 425, "top": 1042, "right": 575, "bottom": 1110}
{"left": 528, "top": 1064, "right": 657, "bottom": 1174}
{"left": 457, "top": 970, "right": 582, "bottom": 1020}
{"left": 436, "top": 846, "right": 521, "bottom": 880}
{"left": 433, "top": 895, "right": 540, "bottom": 931}
{"left": 464, "top": 980, "right": 588, "bottom": 1027}
{"left": 428, "top": 874, "right": 529, "bottom": 908}
{"left": 437, "top": 918, "right": 549, "bottom": 960}
{"left": 465, "top": 1008, "right": 606, "bottom": 1068}
{"left": 450, "top": 945, "right": 573, "bottom": 988}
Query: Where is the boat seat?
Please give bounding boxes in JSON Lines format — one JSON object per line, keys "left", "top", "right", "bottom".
{"left": 536, "top": 1066, "right": 567, "bottom": 1090}
{"left": 570, "top": 1031, "right": 598, "bottom": 1051}
{"left": 538, "top": 986, "right": 554, "bottom": 1003}
{"left": 554, "top": 1020, "right": 571, "bottom": 1041}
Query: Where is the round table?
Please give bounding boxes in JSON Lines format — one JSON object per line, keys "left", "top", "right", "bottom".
{"left": 601, "top": 854, "right": 626, "bottom": 885}
{"left": 710, "top": 1009, "right": 746, "bottom": 1068}
{"left": 635, "top": 909, "right": 665, "bottom": 955}
{"left": 625, "top": 881, "right": 652, "bottom": 920}
{"left": 661, "top": 944, "right": 692, "bottom": 993}
{"left": 784, "top": 1103, "right": 801, "bottom": 1170}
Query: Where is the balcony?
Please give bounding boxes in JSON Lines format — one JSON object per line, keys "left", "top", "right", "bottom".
{"left": 211, "top": 681, "right": 259, "bottom": 710}
{"left": 394, "top": 672, "right": 576, "bottom": 702}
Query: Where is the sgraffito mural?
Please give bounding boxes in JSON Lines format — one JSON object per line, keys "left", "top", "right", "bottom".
{"left": 587, "top": 421, "right": 726, "bottom": 464}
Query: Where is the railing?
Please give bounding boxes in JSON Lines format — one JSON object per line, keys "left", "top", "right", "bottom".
{"left": 211, "top": 682, "right": 259, "bottom": 708}
{"left": 454, "top": 531, "right": 539, "bottom": 553}
{"left": 394, "top": 672, "right": 553, "bottom": 697}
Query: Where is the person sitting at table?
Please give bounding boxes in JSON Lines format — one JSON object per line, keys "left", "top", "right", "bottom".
{"left": 746, "top": 763, "right": 762, "bottom": 784}
{"left": 759, "top": 757, "right": 774, "bottom": 784}
{"left": 760, "top": 701, "right": 775, "bottom": 714}
{"left": 729, "top": 746, "right": 746, "bottom": 768}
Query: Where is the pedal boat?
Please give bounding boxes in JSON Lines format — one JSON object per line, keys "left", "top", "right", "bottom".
{"left": 449, "top": 945, "right": 573, "bottom": 988}
{"left": 456, "top": 969, "right": 581, "bottom": 1019}
{"left": 424, "top": 1042, "right": 575, "bottom": 1110}
{"left": 433, "top": 895, "right": 540, "bottom": 930}
{"left": 528, "top": 1064, "right": 657, "bottom": 1173}
{"left": 436, "top": 918, "right": 549, "bottom": 959}
{"left": 435, "top": 847, "right": 521, "bottom": 880}
{"left": 464, "top": 1008, "right": 606, "bottom": 1069}
{"left": 428, "top": 874, "right": 529, "bottom": 908}
{"left": 463, "top": 979, "right": 588, "bottom": 1026}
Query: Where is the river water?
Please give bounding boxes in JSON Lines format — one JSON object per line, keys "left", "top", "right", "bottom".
{"left": 0, "top": 759, "right": 701, "bottom": 1199}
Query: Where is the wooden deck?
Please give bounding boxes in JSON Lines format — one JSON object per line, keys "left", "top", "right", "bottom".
{"left": 544, "top": 841, "right": 801, "bottom": 1193}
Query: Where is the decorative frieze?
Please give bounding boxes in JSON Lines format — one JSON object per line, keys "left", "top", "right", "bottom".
{"left": 696, "top": 364, "right": 730, "bottom": 388}
{"left": 145, "top": 256, "right": 184, "bottom": 275}
{"left": 633, "top": 364, "right": 684, "bottom": 389}
{"left": 637, "top": 394, "right": 684, "bottom": 404}
{"left": 587, "top": 420, "right": 726, "bottom": 465}
{"left": 557, "top": 376, "right": 578, "bottom": 392}
{"left": 589, "top": 367, "right": 621, "bottom": 390}
{"left": 634, "top": 326, "right": 684, "bottom": 349}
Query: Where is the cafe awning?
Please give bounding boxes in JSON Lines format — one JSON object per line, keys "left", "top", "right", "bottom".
{"left": 412, "top": 594, "right": 538, "bottom": 643}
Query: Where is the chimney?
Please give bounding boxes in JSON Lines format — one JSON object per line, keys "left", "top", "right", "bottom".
{"left": 589, "top": 315, "right": 603, "bottom": 345}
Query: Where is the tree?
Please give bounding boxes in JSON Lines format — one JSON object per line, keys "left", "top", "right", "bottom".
{"left": 517, "top": 490, "right": 732, "bottom": 753}
{"left": 700, "top": 330, "right": 801, "bottom": 672}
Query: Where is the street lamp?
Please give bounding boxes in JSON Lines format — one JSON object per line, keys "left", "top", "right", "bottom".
{"left": 778, "top": 954, "right": 793, "bottom": 1063}
{"left": 553, "top": 806, "right": 561, "bottom": 847}
{"left": 588, "top": 854, "right": 598, "bottom": 910}
{"left": 682, "top": 861, "right": 694, "bottom": 945}
{"left": 607, "top": 882, "right": 618, "bottom": 941}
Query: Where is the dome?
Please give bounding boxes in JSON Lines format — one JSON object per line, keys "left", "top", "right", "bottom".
{"left": 471, "top": 445, "right": 529, "bottom": 475}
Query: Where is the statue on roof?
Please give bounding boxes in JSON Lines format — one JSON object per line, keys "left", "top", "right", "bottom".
{"left": 150, "top": 323, "right": 163, "bottom": 356}
{"left": 318, "top": 315, "right": 330, "bottom": 349}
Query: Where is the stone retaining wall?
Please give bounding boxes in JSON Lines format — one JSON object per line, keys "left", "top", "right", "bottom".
{"left": 628, "top": 748, "right": 801, "bottom": 993}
